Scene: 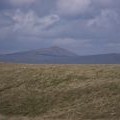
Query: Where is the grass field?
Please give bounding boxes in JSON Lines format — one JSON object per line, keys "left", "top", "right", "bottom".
{"left": 0, "top": 63, "right": 120, "bottom": 120}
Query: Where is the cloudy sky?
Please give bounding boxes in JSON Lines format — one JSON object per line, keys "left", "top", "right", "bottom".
{"left": 0, "top": 0, "right": 120, "bottom": 55}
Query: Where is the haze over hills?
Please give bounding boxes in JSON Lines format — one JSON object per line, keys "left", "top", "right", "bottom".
{"left": 24, "top": 46, "right": 78, "bottom": 57}
{"left": 0, "top": 46, "right": 120, "bottom": 64}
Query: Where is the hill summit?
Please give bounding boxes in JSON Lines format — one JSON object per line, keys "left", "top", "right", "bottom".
{"left": 32, "top": 46, "right": 78, "bottom": 57}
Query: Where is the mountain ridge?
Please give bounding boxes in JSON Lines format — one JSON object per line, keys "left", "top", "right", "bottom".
{"left": 2, "top": 46, "right": 78, "bottom": 57}
{"left": 0, "top": 46, "right": 120, "bottom": 64}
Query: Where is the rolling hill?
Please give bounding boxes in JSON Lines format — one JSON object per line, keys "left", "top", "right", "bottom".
{"left": 0, "top": 46, "right": 120, "bottom": 64}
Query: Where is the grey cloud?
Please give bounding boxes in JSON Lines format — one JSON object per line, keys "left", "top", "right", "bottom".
{"left": 56, "top": 0, "right": 91, "bottom": 16}
{"left": 87, "top": 9, "right": 120, "bottom": 30}
{"left": 12, "top": 9, "right": 60, "bottom": 34}
{"left": 53, "top": 38, "right": 92, "bottom": 55}
{"left": 86, "top": 9, "right": 120, "bottom": 42}
{"left": 56, "top": 0, "right": 120, "bottom": 18}
{"left": 0, "top": 0, "right": 37, "bottom": 7}
{"left": 9, "top": 0, "right": 37, "bottom": 6}
{"left": 0, "top": 0, "right": 120, "bottom": 55}
{"left": 0, "top": 9, "right": 60, "bottom": 37}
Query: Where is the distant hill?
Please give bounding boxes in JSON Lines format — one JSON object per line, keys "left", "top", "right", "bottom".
{"left": 25, "top": 46, "right": 78, "bottom": 57}
{"left": 0, "top": 46, "right": 120, "bottom": 64}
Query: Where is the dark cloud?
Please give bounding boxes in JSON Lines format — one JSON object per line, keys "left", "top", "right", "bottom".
{"left": 0, "top": 0, "right": 120, "bottom": 55}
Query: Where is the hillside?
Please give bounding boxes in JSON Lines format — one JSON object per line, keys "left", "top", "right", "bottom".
{"left": 0, "top": 46, "right": 78, "bottom": 64}
{"left": 0, "top": 47, "right": 120, "bottom": 64}
{"left": 0, "top": 63, "right": 120, "bottom": 120}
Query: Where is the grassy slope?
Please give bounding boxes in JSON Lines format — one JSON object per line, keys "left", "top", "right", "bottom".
{"left": 0, "top": 63, "right": 120, "bottom": 120}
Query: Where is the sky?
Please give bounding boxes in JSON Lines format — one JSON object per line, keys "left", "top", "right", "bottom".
{"left": 0, "top": 0, "right": 120, "bottom": 55}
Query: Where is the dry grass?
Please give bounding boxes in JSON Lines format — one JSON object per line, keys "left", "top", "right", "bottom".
{"left": 0, "top": 63, "right": 120, "bottom": 120}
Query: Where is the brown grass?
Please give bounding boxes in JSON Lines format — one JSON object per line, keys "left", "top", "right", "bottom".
{"left": 0, "top": 63, "right": 120, "bottom": 120}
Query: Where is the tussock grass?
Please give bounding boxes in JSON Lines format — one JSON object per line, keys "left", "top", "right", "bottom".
{"left": 0, "top": 63, "right": 120, "bottom": 120}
